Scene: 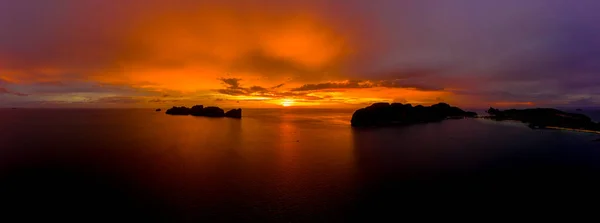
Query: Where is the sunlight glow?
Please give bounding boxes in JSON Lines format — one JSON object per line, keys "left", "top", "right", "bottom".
{"left": 281, "top": 99, "right": 295, "bottom": 107}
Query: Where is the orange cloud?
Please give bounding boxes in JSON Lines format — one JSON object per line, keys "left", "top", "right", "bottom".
{"left": 100, "top": 7, "right": 350, "bottom": 93}
{"left": 210, "top": 78, "right": 452, "bottom": 108}
{"left": 0, "top": 1, "right": 472, "bottom": 108}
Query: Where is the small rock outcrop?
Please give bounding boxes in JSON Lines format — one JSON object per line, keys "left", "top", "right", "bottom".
{"left": 486, "top": 107, "right": 600, "bottom": 131}
{"left": 225, "top": 108, "right": 242, "bottom": 119}
{"left": 155, "top": 108, "right": 162, "bottom": 112}
{"left": 166, "top": 105, "right": 238, "bottom": 119}
{"left": 165, "top": 106, "right": 190, "bottom": 115}
{"left": 351, "top": 102, "right": 477, "bottom": 127}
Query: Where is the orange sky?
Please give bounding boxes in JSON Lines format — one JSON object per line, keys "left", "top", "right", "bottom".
{"left": 0, "top": 1, "right": 453, "bottom": 108}
{"left": 2, "top": 0, "right": 597, "bottom": 108}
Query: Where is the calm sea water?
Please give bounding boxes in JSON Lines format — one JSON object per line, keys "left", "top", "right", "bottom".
{"left": 1, "top": 108, "right": 599, "bottom": 221}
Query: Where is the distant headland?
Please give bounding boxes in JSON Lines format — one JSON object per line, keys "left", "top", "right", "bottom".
{"left": 351, "top": 102, "right": 477, "bottom": 127}
{"left": 486, "top": 107, "right": 600, "bottom": 133}
{"left": 351, "top": 102, "right": 600, "bottom": 136}
{"left": 165, "top": 105, "right": 242, "bottom": 119}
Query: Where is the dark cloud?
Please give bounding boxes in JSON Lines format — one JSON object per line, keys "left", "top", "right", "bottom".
{"left": 290, "top": 80, "right": 443, "bottom": 92}
{"left": 217, "top": 89, "right": 247, "bottom": 96}
{"left": 148, "top": 98, "right": 181, "bottom": 103}
{"left": 217, "top": 78, "right": 283, "bottom": 96}
{"left": 291, "top": 80, "right": 371, "bottom": 91}
{"left": 248, "top": 86, "right": 268, "bottom": 93}
{"left": 216, "top": 78, "right": 316, "bottom": 100}
{"left": 568, "top": 97, "right": 597, "bottom": 107}
{"left": 351, "top": 68, "right": 442, "bottom": 81}
{"left": 0, "top": 87, "right": 28, "bottom": 96}
{"left": 219, "top": 78, "right": 242, "bottom": 89}
{"left": 30, "top": 82, "right": 143, "bottom": 94}
{"left": 271, "top": 83, "right": 285, "bottom": 89}
{"left": 215, "top": 78, "right": 445, "bottom": 104}
{"left": 378, "top": 80, "right": 444, "bottom": 91}
{"left": 93, "top": 96, "right": 142, "bottom": 104}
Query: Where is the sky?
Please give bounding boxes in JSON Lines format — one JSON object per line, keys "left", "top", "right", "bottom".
{"left": 1, "top": 0, "right": 599, "bottom": 108}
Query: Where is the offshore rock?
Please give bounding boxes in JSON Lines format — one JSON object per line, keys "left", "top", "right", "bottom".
{"left": 225, "top": 109, "right": 242, "bottom": 119}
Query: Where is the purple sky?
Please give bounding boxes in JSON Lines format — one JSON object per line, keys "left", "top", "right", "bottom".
{"left": 1, "top": 0, "right": 599, "bottom": 108}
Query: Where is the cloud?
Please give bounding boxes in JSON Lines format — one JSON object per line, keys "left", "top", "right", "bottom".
{"left": 229, "top": 50, "right": 334, "bottom": 81}
{"left": 148, "top": 98, "right": 181, "bottom": 103}
{"left": 272, "top": 83, "right": 285, "bottom": 89}
{"left": 0, "top": 87, "right": 28, "bottom": 96}
{"left": 217, "top": 78, "right": 282, "bottom": 96}
{"left": 212, "top": 77, "right": 451, "bottom": 107}
{"left": 217, "top": 78, "right": 287, "bottom": 96}
{"left": 2, "top": 0, "right": 600, "bottom": 107}
{"left": 219, "top": 78, "right": 243, "bottom": 89}
{"left": 0, "top": 0, "right": 351, "bottom": 92}
{"left": 93, "top": 96, "right": 142, "bottom": 104}
{"left": 290, "top": 80, "right": 443, "bottom": 92}
{"left": 291, "top": 80, "right": 371, "bottom": 91}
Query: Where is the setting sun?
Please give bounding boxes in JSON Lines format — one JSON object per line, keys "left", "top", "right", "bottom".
{"left": 281, "top": 99, "right": 295, "bottom": 107}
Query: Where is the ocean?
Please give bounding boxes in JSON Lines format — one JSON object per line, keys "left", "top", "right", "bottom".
{"left": 1, "top": 108, "right": 599, "bottom": 221}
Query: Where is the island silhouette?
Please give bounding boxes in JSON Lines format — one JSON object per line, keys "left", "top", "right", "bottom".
{"left": 351, "top": 102, "right": 600, "bottom": 134}
{"left": 165, "top": 105, "right": 242, "bottom": 119}
{"left": 351, "top": 102, "right": 477, "bottom": 127}
{"left": 486, "top": 107, "right": 600, "bottom": 132}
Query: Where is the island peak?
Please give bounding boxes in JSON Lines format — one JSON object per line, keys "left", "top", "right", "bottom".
{"left": 351, "top": 102, "right": 476, "bottom": 127}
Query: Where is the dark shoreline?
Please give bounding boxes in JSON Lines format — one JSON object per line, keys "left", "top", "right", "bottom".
{"left": 485, "top": 107, "right": 600, "bottom": 133}
{"left": 350, "top": 103, "right": 600, "bottom": 138}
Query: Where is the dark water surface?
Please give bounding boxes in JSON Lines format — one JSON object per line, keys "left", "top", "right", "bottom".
{"left": 1, "top": 108, "right": 599, "bottom": 221}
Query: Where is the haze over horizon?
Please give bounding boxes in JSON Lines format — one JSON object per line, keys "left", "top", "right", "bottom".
{"left": 1, "top": 0, "right": 599, "bottom": 108}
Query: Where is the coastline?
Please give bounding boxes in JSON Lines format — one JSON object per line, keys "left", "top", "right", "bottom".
{"left": 545, "top": 126, "right": 600, "bottom": 135}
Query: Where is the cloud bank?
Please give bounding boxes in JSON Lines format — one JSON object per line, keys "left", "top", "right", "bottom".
{"left": 1, "top": 0, "right": 599, "bottom": 107}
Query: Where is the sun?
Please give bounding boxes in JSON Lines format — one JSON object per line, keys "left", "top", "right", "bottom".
{"left": 281, "top": 99, "right": 295, "bottom": 107}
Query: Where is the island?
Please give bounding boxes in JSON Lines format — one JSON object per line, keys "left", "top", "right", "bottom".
{"left": 165, "top": 105, "right": 242, "bottom": 118}
{"left": 225, "top": 108, "right": 242, "bottom": 119}
{"left": 155, "top": 108, "right": 161, "bottom": 112}
{"left": 351, "top": 102, "right": 477, "bottom": 127}
{"left": 165, "top": 106, "right": 190, "bottom": 115}
{"left": 486, "top": 107, "right": 600, "bottom": 132}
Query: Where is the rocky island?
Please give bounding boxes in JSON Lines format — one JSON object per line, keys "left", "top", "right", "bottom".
{"left": 165, "top": 105, "right": 242, "bottom": 119}
{"left": 165, "top": 106, "right": 190, "bottom": 115}
{"left": 486, "top": 107, "right": 600, "bottom": 132}
{"left": 225, "top": 108, "right": 242, "bottom": 119}
{"left": 351, "top": 102, "right": 477, "bottom": 127}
